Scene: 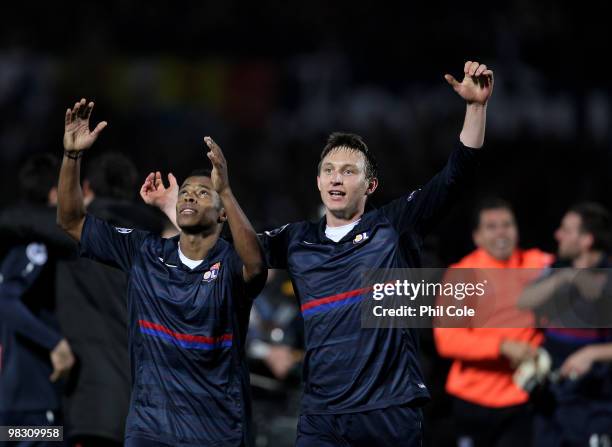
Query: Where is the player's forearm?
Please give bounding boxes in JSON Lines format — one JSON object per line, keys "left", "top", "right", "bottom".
{"left": 459, "top": 103, "right": 487, "bottom": 149}
{"left": 219, "top": 189, "right": 265, "bottom": 280}
{"left": 517, "top": 271, "right": 571, "bottom": 309}
{"left": 57, "top": 153, "right": 86, "bottom": 241}
{"left": 589, "top": 343, "right": 612, "bottom": 362}
{"left": 163, "top": 202, "right": 179, "bottom": 231}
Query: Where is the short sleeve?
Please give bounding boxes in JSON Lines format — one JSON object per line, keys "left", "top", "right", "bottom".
{"left": 258, "top": 223, "right": 291, "bottom": 269}
{"left": 79, "top": 214, "right": 150, "bottom": 272}
{"left": 226, "top": 247, "right": 267, "bottom": 303}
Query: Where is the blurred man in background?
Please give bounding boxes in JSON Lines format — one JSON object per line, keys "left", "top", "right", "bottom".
{"left": 56, "top": 152, "right": 163, "bottom": 447}
{"left": 247, "top": 269, "right": 303, "bottom": 447}
{"left": 434, "top": 198, "right": 552, "bottom": 447}
{"left": 0, "top": 153, "right": 75, "bottom": 443}
{"left": 520, "top": 203, "right": 612, "bottom": 446}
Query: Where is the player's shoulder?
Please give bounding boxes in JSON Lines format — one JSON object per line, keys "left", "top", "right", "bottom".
{"left": 107, "top": 220, "right": 156, "bottom": 245}
{"left": 261, "top": 221, "right": 310, "bottom": 239}
{"left": 376, "top": 189, "right": 421, "bottom": 217}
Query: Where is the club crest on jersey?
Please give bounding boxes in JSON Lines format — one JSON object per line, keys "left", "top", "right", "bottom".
{"left": 114, "top": 227, "right": 133, "bottom": 234}
{"left": 202, "top": 262, "right": 221, "bottom": 282}
{"left": 353, "top": 232, "right": 369, "bottom": 244}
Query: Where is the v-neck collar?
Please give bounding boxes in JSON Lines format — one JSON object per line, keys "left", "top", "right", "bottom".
{"left": 317, "top": 214, "right": 369, "bottom": 244}
{"left": 163, "top": 235, "right": 225, "bottom": 272}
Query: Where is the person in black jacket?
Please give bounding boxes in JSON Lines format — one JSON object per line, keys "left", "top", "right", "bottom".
{"left": 0, "top": 153, "right": 76, "bottom": 445}
{"left": 56, "top": 151, "right": 164, "bottom": 447}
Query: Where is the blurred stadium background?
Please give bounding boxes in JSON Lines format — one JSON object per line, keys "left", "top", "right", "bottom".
{"left": 2, "top": 1, "right": 611, "bottom": 261}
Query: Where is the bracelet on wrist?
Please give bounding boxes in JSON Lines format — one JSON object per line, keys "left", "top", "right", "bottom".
{"left": 64, "top": 150, "right": 83, "bottom": 160}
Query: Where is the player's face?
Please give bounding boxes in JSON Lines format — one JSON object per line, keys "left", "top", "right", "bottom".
{"left": 176, "top": 176, "right": 224, "bottom": 232}
{"left": 317, "top": 147, "right": 373, "bottom": 221}
{"left": 473, "top": 208, "right": 518, "bottom": 261}
{"left": 555, "top": 212, "right": 590, "bottom": 259}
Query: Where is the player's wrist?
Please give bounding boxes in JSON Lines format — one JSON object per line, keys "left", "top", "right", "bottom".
{"left": 466, "top": 102, "right": 487, "bottom": 109}
{"left": 161, "top": 203, "right": 176, "bottom": 216}
{"left": 63, "top": 149, "right": 84, "bottom": 160}
{"left": 218, "top": 187, "right": 234, "bottom": 200}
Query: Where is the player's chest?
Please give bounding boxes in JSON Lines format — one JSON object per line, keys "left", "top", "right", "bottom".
{"left": 288, "top": 225, "right": 398, "bottom": 274}
{"left": 132, "top": 258, "right": 233, "bottom": 316}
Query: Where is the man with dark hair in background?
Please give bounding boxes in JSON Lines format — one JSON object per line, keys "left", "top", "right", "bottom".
{"left": 434, "top": 198, "right": 552, "bottom": 447}
{"left": 520, "top": 202, "right": 612, "bottom": 446}
{"left": 0, "top": 153, "right": 75, "bottom": 443}
{"left": 56, "top": 151, "right": 164, "bottom": 447}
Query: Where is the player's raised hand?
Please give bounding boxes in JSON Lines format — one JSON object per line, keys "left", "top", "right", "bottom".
{"left": 63, "top": 98, "right": 108, "bottom": 151}
{"left": 205, "top": 137, "right": 230, "bottom": 194}
{"left": 140, "top": 171, "right": 179, "bottom": 211}
{"left": 445, "top": 61, "right": 494, "bottom": 105}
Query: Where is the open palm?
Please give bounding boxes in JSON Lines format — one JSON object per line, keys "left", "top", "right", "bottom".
{"left": 63, "top": 98, "right": 107, "bottom": 151}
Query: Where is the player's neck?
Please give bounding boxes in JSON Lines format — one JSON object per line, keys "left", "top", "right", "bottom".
{"left": 572, "top": 250, "right": 604, "bottom": 268}
{"left": 179, "top": 230, "right": 219, "bottom": 260}
{"left": 325, "top": 208, "right": 364, "bottom": 228}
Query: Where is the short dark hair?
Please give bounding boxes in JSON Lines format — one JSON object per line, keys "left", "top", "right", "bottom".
{"left": 318, "top": 132, "right": 378, "bottom": 180}
{"left": 186, "top": 168, "right": 212, "bottom": 179}
{"left": 473, "top": 197, "right": 515, "bottom": 230}
{"left": 568, "top": 202, "right": 612, "bottom": 252}
{"left": 18, "top": 153, "right": 60, "bottom": 204}
{"left": 85, "top": 152, "right": 138, "bottom": 201}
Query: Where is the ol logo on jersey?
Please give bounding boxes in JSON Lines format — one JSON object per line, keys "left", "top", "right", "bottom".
{"left": 203, "top": 262, "right": 221, "bottom": 283}
{"left": 353, "top": 232, "right": 369, "bottom": 244}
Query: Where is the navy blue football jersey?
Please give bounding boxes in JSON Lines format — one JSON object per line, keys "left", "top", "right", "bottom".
{"left": 80, "top": 215, "right": 259, "bottom": 446}
{"left": 261, "top": 142, "right": 479, "bottom": 414}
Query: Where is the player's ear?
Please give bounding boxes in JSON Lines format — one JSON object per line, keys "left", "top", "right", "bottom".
{"left": 218, "top": 209, "right": 227, "bottom": 224}
{"left": 47, "top": 186, "right": 58, "bottom": 206}
{"left": 581, "top": 233, "right": 594, "bottom": 251}
{"left": 365, "top": 177, "right": 378, "bottom": 195}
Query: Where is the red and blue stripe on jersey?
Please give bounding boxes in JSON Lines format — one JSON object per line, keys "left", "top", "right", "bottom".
{"left": 138, "top": 320, "right": 232, "bottom": 350}
{"left": 301, "top": 287, "right": 371, "bottom": 318}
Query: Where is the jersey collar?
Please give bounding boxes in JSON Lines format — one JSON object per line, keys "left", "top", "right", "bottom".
{"left": 162, "top": 235, "right": 225, "bottom": 272}
{"left": 316, "top": 212, "right": 371, "bottom": 244}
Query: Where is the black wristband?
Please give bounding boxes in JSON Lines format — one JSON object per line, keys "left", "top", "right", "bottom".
{"left": 64, "top": 150, "right": 83, "bottom": 160}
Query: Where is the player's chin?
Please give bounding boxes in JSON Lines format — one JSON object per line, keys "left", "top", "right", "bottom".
{"left": 322, "top": 195, "right": 347, "bottom": 208}
{"left": 177, "top": 214, "right": 197, "bottom": 227}
{"left": 323, "top": 201, "right": 347, "bottom": 214}
{"left": 177, "top": 214, "right": 211, "bottom": 231}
